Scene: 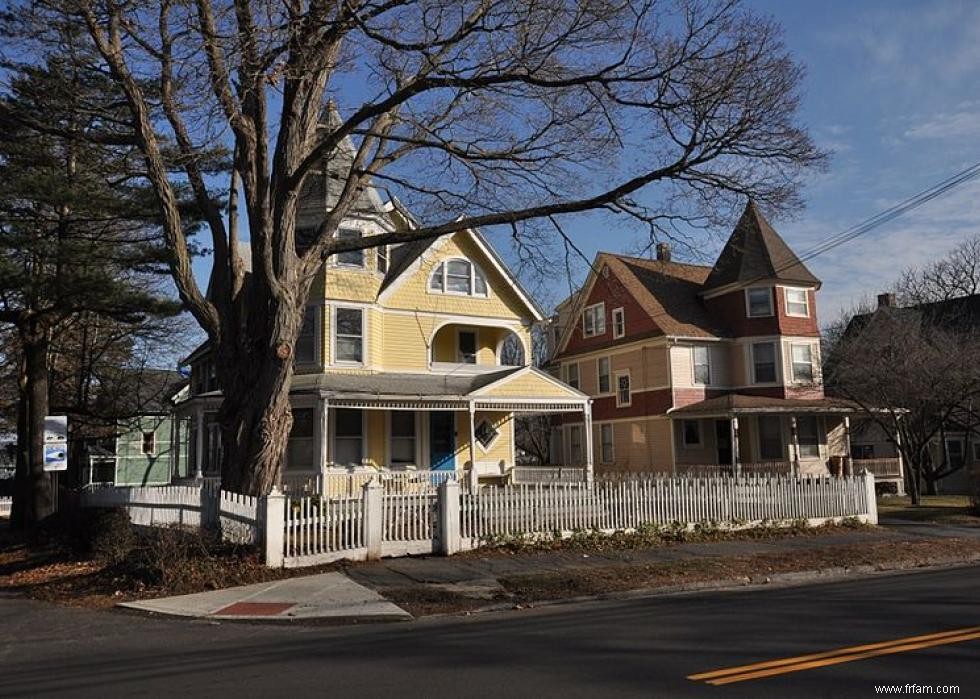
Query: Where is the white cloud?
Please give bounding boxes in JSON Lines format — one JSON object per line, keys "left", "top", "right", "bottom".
{"left": 903, "top": 108, "right": 980, "bottom": 140}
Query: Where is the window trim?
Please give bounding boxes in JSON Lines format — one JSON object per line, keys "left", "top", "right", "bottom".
{"left": 141, "top": 431, "right": 156, "bottom": 456}
{"left": 783, "top": 287, "right": 810, "bottom": 318}
{"left": 295, "top": 304, "right": 321, "bottom": 366}
{"left": 377, "top": 244, "right": 389, "bottom": 274}
{"left": 427, "top": 258, "right": 489, "bottom": 298}
{"left": 612, "top": 307, "right": 625, "bottom": 338}
{"left": 790, "top": 343, "right": 815, "bottom": 384}
{"left": 599, "top": 423, "right": 614, "bottom": 464}
{"left": 582, "top": 302, "right": 606, "bottom": 338}
{"left": 751, "top": 341, "right": 779, "bottom": 385}
{"left": 334, "top": 227, "right": 366, "bottom": 268}
{"left": 596, "top": 356, "right": 611, "bottom": 395}
{"left": 286, "top": 406, "right": 318, "bottom": 471}
{"left": 331, "top": 408, "right": 366, "bottom": 468}
{"left": 615, "top": 370, "right": 632, "bottom": 407}
{"left": 332, "top": 306, "right": 365, "bottom": 366}
{"left": 795, "top": 416, "right": 821, "bottom": 459}
{"left": 681, "top": 420, "right": 702, "bottom": 449}
{"left": 692, "top": 346, "right": 711, "bottom": 386}
{"left": 474, "top": 418, "right": 501, "bottom": 453}
{"left": 565, "top": 362, "right": 580, "bottom": 390}
{"left": 387, "top": 411, "right": 419, "bottom": 467}
{"left": 745, "top": 287, "right": 775, "bottom": 318}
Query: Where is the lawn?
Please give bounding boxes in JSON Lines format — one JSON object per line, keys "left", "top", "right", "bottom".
{"left": 877, "top": 495, "right": 978, "bottom": 525}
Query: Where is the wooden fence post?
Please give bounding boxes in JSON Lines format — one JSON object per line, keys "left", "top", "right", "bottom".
{"left": 438, "top": 479, "right": 461, "bottom": 556}
{"left": 363, "top": 479, "right": 383, "bottom": 560}
{"left": 263, "top": 489, "right": 287, "bottom": 568}
{"left": 862, "top": 469, "right": 878, "bottom": 525}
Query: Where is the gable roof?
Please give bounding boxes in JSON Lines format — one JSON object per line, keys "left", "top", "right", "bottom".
{"left": 702, "top": 200, "right": 820, "bottom": 293}
{"left": 846, "top": 293, "right": 980, "bottom": 339}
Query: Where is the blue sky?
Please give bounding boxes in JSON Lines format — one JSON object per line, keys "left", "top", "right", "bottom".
{"left": 487, "top": 0, "right": 980, "bottom": 319}
{"left": 188, "top": 0, "right": 980, "bottom": 326}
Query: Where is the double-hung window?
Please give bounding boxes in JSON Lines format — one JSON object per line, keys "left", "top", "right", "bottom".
{"left": 693, "top": 346, "right": 711, "bottom": 385}
{"left": 796, "top": 417, "right": 820, "bottom": 458}
{"left": 389, "top": 412, "right": 416, "bottom": 466}
{"left": 682, "top": 420, "right": 701, "bottom": 448}
{"left": 758, "top": 416, "right": 783, "bottom": 460}
{"left": 600, "top": 424, "right": 614, "bottom": 464}
{"left": 616, "top": 372, "right": 631, "bottom": 407}
{"left": 746, "top": 287, "right": 774, "bottom": 317}
{"left": 791, "top": 344, "right": 814, "bottom": 383}
{"left": 582, "top": 303, "right": 605, "bottom": 337}
{"left": 335, "top": 307, "right": 363, "bottom": 364}
{"left": 336, "top": 228, "right": 364, "bottom": 267}
{"left": 597, "top": 357, "right": 611, "bottom": 393}
{"left": 565, "top": 362, "right": 580, "bottom": 390}
{"left": 569, "top": 425, "right": 583, "bottom": 464}
{"left": 612, "top": 307, "right": 625, "bottom": 338}
{"left": 785, "top": 288, "right": 809, "bottom": 317}
{"left": 377, "top": 245, "right": 389, "bottom": 274}
{"left": 752, "top": 342, "right": 777, "bottom": 383}
{"left": 295, "top": 306, "right": 318, "bottom": 365}
{"left": 287, "top": 408, "right": 316, "bottom": 471}
{"left": 334, "top": 409, "right": 363, "bottom": 467}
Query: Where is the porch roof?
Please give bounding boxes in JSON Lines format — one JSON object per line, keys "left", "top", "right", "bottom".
{"left": 668, "top": 393, "right": 860, "bottom": 418}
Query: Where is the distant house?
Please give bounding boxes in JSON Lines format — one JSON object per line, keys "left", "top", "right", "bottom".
{"left": 844, "top": 292, "right": 980, "bottom": 494}
{"left": 547, "top": 200, "right": 904, "bottom": 487}
{"left": 83, "top": 370, "right": 188, "bottom": 487}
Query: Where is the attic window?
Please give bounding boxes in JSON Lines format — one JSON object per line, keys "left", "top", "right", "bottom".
{"left": 429, "top": 259, "right": 488, "bottom": 297}
{"left": 582, "top": 303, "right": 605, "bottom": 337}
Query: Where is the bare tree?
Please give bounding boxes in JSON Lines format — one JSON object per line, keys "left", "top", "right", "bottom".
{"left": 898, "top": 234, "right": 980, "bottom": 305}
{"left": 18, "top": 0, "right": 825, "bottom": 494}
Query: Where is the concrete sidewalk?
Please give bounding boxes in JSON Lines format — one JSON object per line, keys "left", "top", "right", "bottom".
{"left": 120, "top": 572, "right": 412, "bottom": 622}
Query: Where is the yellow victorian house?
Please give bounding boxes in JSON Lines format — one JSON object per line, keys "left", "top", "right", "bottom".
{"left": 176, "top": 143, "right": 590, "bottom": 488}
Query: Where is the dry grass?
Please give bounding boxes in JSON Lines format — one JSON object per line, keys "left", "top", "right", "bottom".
{"left": 878, "top": 495, "right": 978, "bottom": 526}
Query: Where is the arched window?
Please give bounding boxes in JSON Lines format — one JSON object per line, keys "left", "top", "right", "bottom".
{"left": 428, "top": 258, "right": 488, "bottom": 296}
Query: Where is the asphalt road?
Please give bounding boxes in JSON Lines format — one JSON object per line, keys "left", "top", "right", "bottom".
{"left": 0, "top": 565, "right": 977, "bottom": 698}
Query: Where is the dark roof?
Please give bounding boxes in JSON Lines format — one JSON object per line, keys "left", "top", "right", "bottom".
{"left": 702, "top": 200, "right": 820, "bottom": 292}
{"left": 96, "top": 369, "right": 187, "bottom": 417}
{"left": 847, "top": 294, "right": 980, "bottom": 338}
{"left": 669, "top": 393, "right": 860, "bottom": 416}
{"left": 618, "top": 257, "right": 727, "bottom": 337}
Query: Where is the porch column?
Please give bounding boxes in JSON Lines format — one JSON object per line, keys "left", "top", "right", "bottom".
{"left": 583, "top": 401, "right": 594, "bottom": 485}
{"left": 194, "top": 405, "right": 204, "bottom": 479}
{"left": 318, "top": 398, "right": 330, "bottom": 487}
{"left": 843, "top": 416, "right": 853, "bottom": 477}
{"left": 894, "top": 415, "right": 907, "bottom": 496}
{"left": 731, "top": 416, "right": 741, "bottom": 476}
{"left": 468, "top": 400, "right": 478, "bottom": 492}
{"left": 790, "top": 415, "right": 801, "bottom": 478}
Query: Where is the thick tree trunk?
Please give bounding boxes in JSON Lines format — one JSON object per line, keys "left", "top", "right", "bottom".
{"left": 217, "top": 299, "right": 305, "bottom": 496}
{"left": 11, "top": 333, "right": 54, "bottom": 529}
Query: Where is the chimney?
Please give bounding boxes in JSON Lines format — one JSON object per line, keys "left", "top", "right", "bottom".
{"left": 877, "top": 292, "right": 897, "bottom": 309}
{"left": 656, "top": 242, "right": 671, "bottom": 262}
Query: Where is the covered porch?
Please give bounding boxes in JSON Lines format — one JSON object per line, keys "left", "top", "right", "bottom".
{"left": 175, "top": 367, "right": 592, "bottom": 491}
{"left": 668, "top": 394, "right": 901, "bottom": 481}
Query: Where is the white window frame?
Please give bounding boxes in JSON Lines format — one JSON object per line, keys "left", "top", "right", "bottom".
{"left": 596, "top": 356, "right": 611, "bottom": 394}
{"left": 751, "top": 341, "right": 778, "bottom": 384}
{"left": 790, "top": 343, "right": 815, "bottom": 383}
{"left": 428, "top": 258, "right": 489, "bottom": 298}
{"left": 333, "top": 306, "right": 364, "bottom": 366}
{"left": 600, "top": 423, "right": 614, "bottom": 464}
{"left": 377, "top": 244, "right": 389, "bottom": 274}
{"left": 141, "top": 431, "right": 156, "bottom": 456}
{"left": 745, "top": 287, "right": 774, "bottom": 318}
{"left": 615, "top": 370, "right": 632, "bottom": 407}
{"left": 474, "top": 418, "right": 501, "bottom": 453}
{"left": 457, "top": 328, "right": 478, "bottom": 364}
{"left": 387, "top": 411, "right": 419, "bottom": 467}
{"left": 784, "top": 287, "right": 810, "bottom": 317}
{"left": 692, "top": 346, "right": 711, "bottom": 385}
{"left": 681, "top": 420, "right": 702, "bottom": 448}
{"left": 334, "top": 227, "right": 365, "bottom": 268}
{"left": 582, "top": 302, "right": 606, "bottom": 337}
{"left": 565, "top": 362, "right": 580, "bottom": 390}
{"left": 612, "top": 307, "right": 625, "bottom": 338}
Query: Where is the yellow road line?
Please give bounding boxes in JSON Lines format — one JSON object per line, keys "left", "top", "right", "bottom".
{"left": 688, "top": 625, "right": 980, "bottom": 684}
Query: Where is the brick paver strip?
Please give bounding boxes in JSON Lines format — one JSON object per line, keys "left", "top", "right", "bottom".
{"left": 213, "top": 602, "right": 296, "bottom": 617}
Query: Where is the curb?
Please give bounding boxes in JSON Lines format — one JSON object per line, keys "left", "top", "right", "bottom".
{"left": 467, "top": 553, "right": 980, "bottom": 615}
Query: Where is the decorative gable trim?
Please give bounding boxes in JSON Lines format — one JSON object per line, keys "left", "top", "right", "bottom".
{"left": 468, "top": 365, "right": 590, "bottom": 400}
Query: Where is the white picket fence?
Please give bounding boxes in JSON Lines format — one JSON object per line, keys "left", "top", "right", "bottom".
{"left": 78, "top": 484, "right": 261, "bottom": 544}
{"left": 460, "top": 475, "right": 871, "bottom": 543}
{"left": 511, "top": 466, "right": 588, "bottom": 484}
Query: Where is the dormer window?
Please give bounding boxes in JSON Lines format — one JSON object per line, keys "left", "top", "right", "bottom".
{"left": 746, "top": 287, "right": 774, "bottom": 317}
{"left": 335, "top": 227, "right": 365, "bottom": 267}
{"left": 429, "top": 259, "right": 488, "bottom": 296}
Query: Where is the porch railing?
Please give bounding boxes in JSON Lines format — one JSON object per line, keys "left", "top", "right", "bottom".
{"left": 853, "top": 458, "right": 902, "bottom": 478}
{"left": 674, "top": 461, "right": 793, "bottom": 477}
{"left": 511, "top": 465, "right": 588, "bottom": 484}
{"left": 321, "top": 470, "right": 463, "bottom": 498}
